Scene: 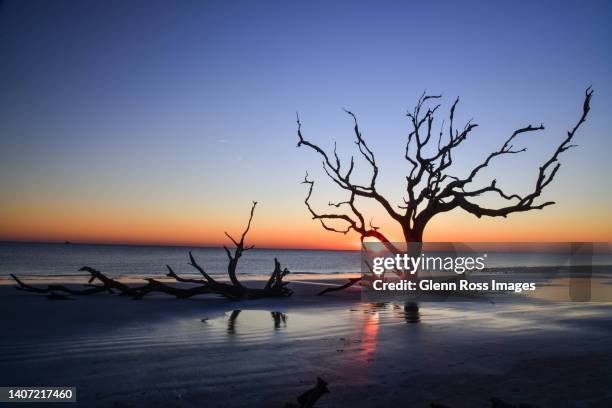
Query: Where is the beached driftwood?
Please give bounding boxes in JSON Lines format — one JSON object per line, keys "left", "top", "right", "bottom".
{"left": 11, "top": 202, "right": 293, "bottom": 301}
{"left": 317, "top": 277, "right": 361, "bottom": 296}
{"left": 11, "top": 273, "right": 114, "bottom": 296}
{"left": 285, "top": 377, "right": 330, "bottom": 408}
{"left": 298, "top": 87, "right": 593, "bottom": 294}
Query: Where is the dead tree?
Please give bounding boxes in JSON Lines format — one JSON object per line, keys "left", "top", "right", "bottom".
{"left": 297, "top": 87, "right": 593, "bottom": 292}
{"left": 11, "top": 202, "right": 293, "bottom": 300}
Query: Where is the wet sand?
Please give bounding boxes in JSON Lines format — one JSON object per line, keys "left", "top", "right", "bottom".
{"left": 1, "top": 276, "right": 611, "bottom": 407}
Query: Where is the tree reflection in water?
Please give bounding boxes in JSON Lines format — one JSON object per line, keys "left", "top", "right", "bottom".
{"left": 271, "top": 311, "right": 287, "bottom": 329}
{"left": 401, "top": 302, "right": 420, "bottom": 323}
{"left": 226, "top": 310, "right": 241, "bottom": 335}
{"left": 224, "top": 310, "right": 288, "bottom": 334}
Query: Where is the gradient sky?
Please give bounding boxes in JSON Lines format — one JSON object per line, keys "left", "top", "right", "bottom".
{"left": 0, "top": 0, "right": 610, "bottom": 249}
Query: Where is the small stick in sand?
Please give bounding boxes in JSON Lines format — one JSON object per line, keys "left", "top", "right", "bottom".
{"left": 286, "top": 377, "right": 330, "bottom": 408}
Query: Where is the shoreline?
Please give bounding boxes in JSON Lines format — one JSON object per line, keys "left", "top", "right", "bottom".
{"left": 1, "top": 278, "right": 611, "bottom": 407}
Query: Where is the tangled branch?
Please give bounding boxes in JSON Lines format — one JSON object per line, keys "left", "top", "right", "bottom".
{"left": 12, "top": 203, "right": 293, "bottom": 301}
{"left": 297, "top": 87, "right": 593, "bottom": 242}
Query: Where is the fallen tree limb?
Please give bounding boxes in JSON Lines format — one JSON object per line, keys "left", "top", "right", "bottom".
{"left": 11, "top": 202, "right": 293, "bottom": 301}
{"left": 316, "top": 259, "right": 377, "bottom": 296}
{"left": 317, "top": 277, "right": 361, "bottom": 296}
{"left": 285, "top": 377, "right": 330, "bottom": 408}
{"left": 11, "top": 273, "right": 113, "bottom": 296}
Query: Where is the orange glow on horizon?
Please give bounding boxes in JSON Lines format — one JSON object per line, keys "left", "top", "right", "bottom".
{"left": 2, "top": 221, "right": 611, "bottom": 251}
{"left": 1, "top": 200, "right": 610, "bottom": 250}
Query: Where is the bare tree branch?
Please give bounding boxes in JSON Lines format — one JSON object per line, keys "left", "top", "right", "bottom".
{"left": 297, "top": 87, "right": 593, "bottom": 245}
{"left": 12, "top": 203, "right": 293, "bottom": 301}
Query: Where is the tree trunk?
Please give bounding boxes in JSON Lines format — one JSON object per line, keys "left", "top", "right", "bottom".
{"left": 403, "top": 223, "right": 424, "bottom": 244}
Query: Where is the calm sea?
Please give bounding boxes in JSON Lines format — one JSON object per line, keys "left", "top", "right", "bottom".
{"left": 1, "top": 242, "right": 610, "bottom": 279}
{"left": 0, "top": 242, "right": 361, "bottom": 278}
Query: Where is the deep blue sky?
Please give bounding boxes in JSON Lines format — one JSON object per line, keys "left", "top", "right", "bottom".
{"left": 0, "top": 0, "right": 610, "bottom": 247}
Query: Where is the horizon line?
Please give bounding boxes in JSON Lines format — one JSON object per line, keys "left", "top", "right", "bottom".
{"left": 0, "top": 239, "right": 361, "bottom": 252}
{"left": 2, "top": 239, "right": 611, "bottom": 252}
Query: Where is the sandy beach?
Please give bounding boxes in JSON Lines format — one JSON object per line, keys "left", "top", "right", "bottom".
{"left": 1, "top": 0, "right": 610, "bottom": 406}
{"left": 1, "top": 275, "right": 611, "bottom": 407}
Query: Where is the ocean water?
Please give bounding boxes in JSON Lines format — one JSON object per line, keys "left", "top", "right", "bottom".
{"left": 1, "top": 242, "right": 610, "bottom": 280}
{"left": 0, "top": 242, "right": 361, "bottom": 278}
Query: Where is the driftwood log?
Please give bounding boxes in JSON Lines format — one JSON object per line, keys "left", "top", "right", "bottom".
{"left": 11, "top": 202, "right": 293, "bottom": 301}
{"left": 316, "top": 277, "right": 361, "bottom": 296}
{"left": 285, "top": 377, "right": 330, "bottom": 408}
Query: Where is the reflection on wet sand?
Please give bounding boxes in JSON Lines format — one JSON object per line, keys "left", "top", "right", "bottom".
{"left": 226, "top": 310, "right": 241, "bottom": 334}
{"left": 224, "top": 310, "right": 288, "bottom": 335}
{"left": 218, "top": 303, "right": 424, "bottom": 341}
{"left": 271, "top": 311, "right": 287, "bottom": 329}
{"left": 355, "top": 304, "right": 380, "bottom": 364}
{"left": 358, "top": 301, "right": 421, "bottom": 323}
{"left": 400, "top": 302, "right": 421, "bottom": 323}
{"left": 350, "top": 302, "right": 420, "bottom": 366}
